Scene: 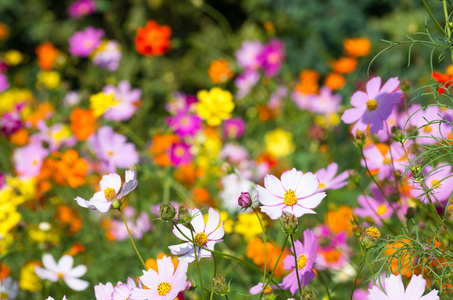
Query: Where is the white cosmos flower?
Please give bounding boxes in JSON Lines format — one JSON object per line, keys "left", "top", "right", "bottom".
{"left": 35, "top": 254, "right": 88, "bottom": 291}
{"left": 75, "top": 169, "right": 138, "bottom": 213}
{"left": 368, "top": 274, "right": 439, "bottom": 300}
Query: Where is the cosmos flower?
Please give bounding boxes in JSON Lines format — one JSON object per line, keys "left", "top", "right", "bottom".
{"left": 102, "top": 81, "right": 141, "bottom": 121}
{"left": 257, "top": 168, "right": 326, "bottom": 220}
{"left": 169, "top": 208, "right": 224, "bottom": 262}
{"left": 309, "top": 86, "right": 342, "bottom": 114}
{"left": 235, "top": 41, "right": 264, "bottom": 70}
{"left": 341, "top": 77, "right": 402, "bottom": 134}
{"left": 259, "top": 39, "right": 285, "bottom": 77}
{"left": 249, "top": 282, "right": 277, "bottom": 295}
{"left": 69, "top": 27, "right": 104, "bottom": 57}
{"left": 13, "top": 142, "right": 48, "bottom": 179}
{"left": 354, "top": 194, "right": 393, "bottom": 226}
{"left": 75, "top": 169, "right": 138, "bottom": 213}
{"left": 68, "top": 0, "right": 95, "bottom": 19}
{"left": 0, "top": 73, "right": 9, "bottom": 92}
{"left": 166, "top": 111, "right": 202, "bottom": 138}
{"left": 94, "top": 282, "right": 114, "bottom": 300}
{"left": 35, "top": 254, "right": 88, "bottom": 291}
{"left": 130, "top": 256, "right": 188, "bottom": 300}
{"left": 281, "top": 229, "right": 317, "bottom": 295}
{"left": 361, "top": 143, "right": 405, "bottom": 181}
{"left": 223, "top": 117, "right": 246, "bottom": 139}
{"left": 135, "top": 20, "right": 172, "bottom": 56}
{"left": 0, "top": 276, "right": 19, "bottom": 300}
{"left": 368, "top": 274, "right": 439, "bottom": 300}
{"left": 112, "top": 277, "right": 137, "bottom": 300}
{"left": 92, "top": 40, "right": 122, "bottom": 71}
{"left": 315, "top": 162, "right": 349, "bottom": 192}
{"left": 169, "top": 142, "right": 193, "bottom": 167}
{"left": 410, "top": 163, "right": 453, "bottom": 203}
{"left": 235, "top": 69, "right": 260, "bottom": 99}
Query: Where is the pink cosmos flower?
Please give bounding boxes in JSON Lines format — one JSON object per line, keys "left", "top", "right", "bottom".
{"left": 292, "top": 90, "right": 317, "bottom": 111}
{"left": 165, "top": 92, "right": 198, "bottom": 114}
{"left": 32, "top": 121, "right": 76, "bottom": 152}
{"left": 130, "top": 256, "right": 188, "bottom": 300}
{"left": 1, "top": 112, "right": 22, "bottom": 136}
{"left": 69, "top": 27, "right": 104, "bottom": 57}
{"left": 102, "top": 81, "right": 141, "bottom": 121}
{"left": 354, "top": 194, "right": 393, "bottom": 226}
{"left": 95, "top": 282, "right": 114, "bottom": 300}
{"left": 75, "top": 169, "right": 138, "bottom": 213}
{"left": 410, "top": 163, "right": 453, "bottom": 203}
{"left": 223, "top": 117, "right": 246, "bottom": 139}
{"left": 341, "top": 77, "right": 403, "bottom": 134}
{"left": 249, "top": 282, "right": 277, "bottom": 295}
{"left": 166, "top": 112, "right": 202, "bottom": 138}
{"left": 281, "top": 229, "right": 317, "bottom": 295}
{"left": 368, "top": 274, "right": 439, "bottom": 300}
{"left": 411, "top": 106, "right": 450, "bottom": 145}
{"left": 220, "top": 143, "right": 249, "bottom": 164}
{"left": 68, "top": 0, "right": 95, "bottom": 19}
{"left": 169, "top": 208, "right": 224, "bottom": 263}
{"left": 375, "top": 107, "right": 399, "bottom": 142}
{"left": 314, "top": 225, "right": 349, "bottom": 271}
{"left": 35, "top": 254, "right": 88, "bottom": 291}
{"left": 169, "top": 142, "right": 193, "bottom": 167}
{"left": 93, "top": 40, "right": 122, "bottom": 71}
{"left": 257, "top": 168, "right": 326, "bottom": 220}
{"left": 88, "top": 126, "right": 139, "bottom": 172}
{"left": 361, "top": 143, "right": 405, "bottom": 181}
{"left": 315, "top": 162, "right": 349, "bottom": 192}
{"left": 235, "top": 69, "right": 260, "bottom": 99}
{"left": 107, "top": 206, "right": 152, "bottom": 240}
{"left": 112, "top": 277, "right": 137, "bottom": 300}
{"left": 235, "top": 41, "right": 264, "bottom": 70}
{"left": 13, "top": 142, "right": 48, "bottom": 179}
{"left": 0, "top": 73, "right": 9, "bottom": 92}
{"left": 259, "top": 39, "right": 285, "bottom": 77}
{"left": 309, "top": 86, "right": 341, "bottom": 114}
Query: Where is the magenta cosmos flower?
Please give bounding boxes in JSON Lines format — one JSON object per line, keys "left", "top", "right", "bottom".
{"left": 35, "top": 254, "right": 88, "bottom": 291}
{"left": 69, "top": 27, "right": 104, "bottom": 57}
{"left": 223, "top": 117, "right": 246, "bottom": 139}
{"left": 368, "top": 274, "right": 439, "bottom": 300}
{"left": 169, "top": 142, "right": 193, "bottom": 167}
{"left": 341, "top": 77, "right": 403, "bottom": 134}
{"left": 103, "top": 81, "right": 141, "bottom": 121}
{"left": 169, "top": 208, "right": 224, "bottom": 263}
{"left": 75, "top": 169, "right": 138, "bottom": 213}
{"left": 315, "top": 162, "right": 349, "bottom": 192}
{"left": 354, "top": 194, "right": 393, "bottom": 226}
{"left": 235, "top": 41, "right": 264, "bottom": 70}
{"left": 259, "top": 39, "right": 285, "bottom": 77}
{"left": 166, "top": 111, "right": 202, "bottom": 138}
{"left": 257, "top": 168, "right": 326, "bottom": 220}
{"left": 130, "top": 256, "right": 188, "bottom": 300}
{"left": 68, "top": 0, "right": 95, "bottom": 19}
{"left": 281, "top": 229, "right": 317, "bottom": 295}
{"left": 13, "top": 142, "right": 48, "bottom": 179}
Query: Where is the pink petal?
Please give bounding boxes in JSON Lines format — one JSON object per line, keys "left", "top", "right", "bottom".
{"left": 379, "top": 77, "right": 400, "bottom": 95}
{"left": 157, "top": 256, "right": 173, "bottom": 282}
{"left": 366, "top": 77, "right": 382, "bottom": 99}
{"left": 384, "top": 274, "right": 405, "bottom": 299}
{"left": 350, "top": 90, "right": 369, "bottom": 108}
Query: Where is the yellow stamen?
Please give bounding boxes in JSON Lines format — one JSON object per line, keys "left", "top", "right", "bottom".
{"left": 366, "top": 99, "right": 378, "bottom": 111}
{"left": 319, "top": 183, "right": 325, "bottom": 189}
{"left": 297, "top": 254, "right": 308, "bottom": 270}
{"left": 283, "top": 189, "right": 297, "bottom": 206}
{"left": 366, "top": 227, "right": 381, "bottom": 240}
{"left": 104, "top": 187, "right": 117, "bottom": 201}
{"left": 263, "top": 285, "right": 273, "bottom": 295}
{"left": 424, "top": 125, "right": 432, "bottom": 133}
{"left": 383, "top": 157, "right": 391, "bottom": 164}
{"left": 157, "top": 281, "right": 172, "bottom": 296}
{"left": 431, "top": 179, "right": 441, "bottom": 188}
{"left": 57, "top": 272, "right": 64, "bottom": 279}
{"left": 107, "top": 151, "right": 114, "bottom": 156}
{"left": 377, "top": 204, "right": 387, "bottom": 216}
{"left": 194, "top": 232, "right": 208, "bottom": 245}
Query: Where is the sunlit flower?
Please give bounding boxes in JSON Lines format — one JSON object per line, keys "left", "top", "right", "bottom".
{"left": 135, "top": 20, "right": 172, "bottom": 56}
{"left": 69, "top": 27, "right": 104, "bottom": 57}
{"left": 130, "top": 256, "right": 188, "bottom": 300}
{"left": 343, "top": 37, "right": 371, "bottom": 57}
{"left": 315, "top": 162, "right": 349, "bottom": 192}
{"left": 169, "top": 208, "right": 224, "bottom": 262}
{"left": 68, "top": 0, "right": 95, "bottom": 19}
{"left": 264, "top": 128, "right": 295, "bottom": 158}
{"left": 368, "top": 274, "right": 439, "bottom": 300}
{"left": 35, "top": 254, "right": 88, "bottom": 291}
{"left": 75, "top": 169, "right": 137, "bottom": 213}
{"left": 257, "top": 168, "right": 326, "bottom": 220}
{"left": 208, "top": 58, "right": 234, "bottom": 84}
{"left": 196, "top": 87, "right": 234, "bottom": 126}
{"left": 92, "top": 40, "right": 122, "bottom": 71}
{"left": 102, "top": 81, "right": 141, "bottom": 121}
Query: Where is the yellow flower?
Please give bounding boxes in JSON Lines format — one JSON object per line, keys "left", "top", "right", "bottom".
{"left": 89, "top": 92, "right": 117, "bottom": 117}
{"left": 3, "top": 50, "right": 23, "bottom": 65}
{"left": 0, "top": 89, "right": 32, "bottom": 115}
{"left": 37, "top": 71, "right": 61, "bottom": 89}
{"left": 0, "top": 233, "right": 13, "bottom": 254}
{"left": 234, "top": 212, "right": 267, "bottom": 241}
{"left": 0, "top": 205, "right": 21, "bottom": 236}
{"left": 19, "top": 261, "right": 43, "bottom": 292}
{"left": 264, "top": 129, "right": 295, "bottom": 157}
{"left": 0, "top": 176, "right": 36, "bottom": 207}
{"left": 28, "top": 222, "right": 60, "bottom": 244}
{"left": 314, "top": 113, "right": 340, "bottom": 128}
{"left": 196, "top": 88, "right": 234, "bottom": 126}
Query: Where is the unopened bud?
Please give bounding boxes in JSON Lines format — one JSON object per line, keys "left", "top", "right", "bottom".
{"left": 353, "top": 130, "right": 367, "bottom": 148}
{"left": 213, "top": 276, "right": 229, "bottom": 296}
{"left": 391, "top": 126, "right": 405, "bottom": 142}
{"left": 301, "top": 286, "right": 316, "bottom": 299}
{"left": 238, "top": 192, "right": 252, "bottom": 209}
{"left": 348, "top": 169, "right": 360, "bottom": 185}
{"left": 280, "top": 213, "right": 298, "bottom": 234}
{"left": 159, "top": 203, "right": 176, "bottom": 221}
{"left": 352, "top": 224, "right": 364, "bottom": 237}
{"left": 361, "top": 226, "right": 381, "bottom": 248}
{"left": 177, "top": 206, "right": 191, "bottom": 223}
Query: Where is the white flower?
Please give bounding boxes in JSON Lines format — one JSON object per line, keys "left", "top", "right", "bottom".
{"left": 368, "top": 274, "right": 439, "bottom": 300}
{"left": 0, "top": 276, "right": 19, "bottom": 299}
{"left": 169, "top": 208, "right": 224, "bottom": 263}
{"left": 35, "top": 254, "right": 88, "bottom": 291}
{"left": 75, "top": 169, "right": 138, "bottom": 213}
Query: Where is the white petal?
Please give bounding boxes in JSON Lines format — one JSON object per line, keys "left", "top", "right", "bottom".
{"left": 35, "top": 266, "right": 58, "bottom": 281}
{"left": 208, "top": 222, "right": 225, "bottom": 241}
{"left": 100, "top": 173, "right": 122, "bottom": 193}
{"left": 173, "top": 224, "right": 192, "bottom": 242}
{"left": 58, "top": 255, "right": 74, "bottom": 272}
{"left": 281, "top": 168, "right": 303, "bottom": 192}
{"left": 264, "top": 174, "right": 285, "bottom": 196}
{"left": 260, "top": 204, "right": 285, "bottom": 220}
{"left": 68, "top": 265, "right": 87, "bottom": 278}
{"left": 294, "top": 172, "right": 319, "bottom": 198}
{"left": 257, "top": 185, "right": 281, "bottom": 206}
{"left": 42, "top": 254, "right": 58, "bottom": 271}
{"left": 190, "top": 208, "right": 205, "bottom": 233}
{"left": 404, "top": 275, "right": 426, "bottom": 299}
{"left": 385, "top": 274, "right": 405, "bottom": 299}
{"left": 157, "top": 256, "right": 173, "bottom": 282}
{"left": 298, "top": 192, "right": 325, "bottom": 209}
{"left": 169, "top": 242, "right": 193, "bottom": 257}
{"left": 205, "top": 208, "right": 220, "bottom": 235}
{"left": 65, "top": 277, "right": 89, "bottom": 291}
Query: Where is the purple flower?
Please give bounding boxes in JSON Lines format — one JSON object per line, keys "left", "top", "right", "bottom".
{"left": 411, "top": 106, "right": 450, "bottom": 145}
{"left": 92, "top": 40, "right": 122, "bottom": 71}
{"left": 167, "top": 111, "right": 202, "bottom": 138}
{"left": 68, "top": 0, "right": 95, "bottom": 19}
{"left": 169, "top": 142, "right": 192, "bottom": 167}
{"left": 0, "top": 73, "right": 9, "bottom": 92}
{"left": 32, "top": 122, "right": 76, "bottom": 152}
{"left": 112, "top": 277, "right": 137, "bottom": 300}
{"left": 223, "top": 117, "right": 246, "bottom": 139}
{"left": 94, "top": 282, "right": 114, "bottom": 300}
{"left": 235, "top": 70, "right": 260, "bottom": 99}
{"left": 410, "top": 163, "right": 453, "bottom": 203}
{"left": 220, "top": 143, "right": 249, "bottom": 164}
{"left": 354, "top": 195, "right": 393, "bottom": 226}
{"left": 309, "top": 86, "right": 341, "bottom": 114}
{"left": 13, "top": 142, "right": 48, "bottom": 179}
{"left": 235, "top": 41, "right": 264, "bottom": 70}
{"left": 1, "top": 112, "right": 22, "bottom": 136}
{"left": 107, "top": 207, "right": 152, "bottom": 240}
{"left": 238, "top": 192, "right": 252, "bottom": 208}
{"left": 315, "top": 162, "right": 349, "bottom": 192}
{"left": 341, "top": 77, "right": 403, "bottom": 134}
{"left": 259, "top": 39, "right": 285, "bottom": 77}
{"left": 165, "top": 92, "right": 198, "bottom": 114}
{"left": 314, "top": 224, "right": 349, "bottom": 270}
{"left": 249, "top": 283, "right": 277, "bottom": 295}
{"left": 69, "top": 27, "right": 104, "bottom": 57}
{"left": 281, "top": 229, "right": 317, "bottom": 295}
{"left": 292, "top": 90, "right": 317, "bottom": 111}
{"left": 88, "top": 126, "right": 139, "bottom": 172}
{"left": 103, "top": 81, "right": 141, "bottom": 121}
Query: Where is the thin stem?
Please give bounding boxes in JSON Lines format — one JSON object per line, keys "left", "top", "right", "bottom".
{"left": 316, "top": 269, "right": 332, "bottom": 300}
{"left": 252, "top": 207, "right": 267, "bottom": 285}
{"left": 260, "top": 235, "right": 289, "bottom": 299}
{"left": 422, "top": 0, "right": 448, "bottom": 36}
{"left": 189, "top": 224, "right": 205, "bottom": 300}
{"left": 225, "top": 295, "right": 230, "bottom": 300}
{"left": 119, "top": 209, "right": 146, "bottom": 269}
{"left": 443, "top": 0, "right": 453, "bottom": 62}
{"left": 350, "top": 255, "right": 366, "bottom": 300}
{"left": 290, "top": 234, "right": 302, "bottom": 296}
{"left": 359, "top": 242, "right": 374, "bottom": 276}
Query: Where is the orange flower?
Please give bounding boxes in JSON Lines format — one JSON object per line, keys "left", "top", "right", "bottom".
{"left": 256, "top": 152, "right": 278, "bottom": 170}
{"left": 57, "top": 205, "right": 83, "bottom": 235}
{"left": 433, "top": 65, "right": 453, "bottom": 94}
{"left": 36, "top": 42, "right": 60, "bottom": 71}
{"left": 9, "top": 128, "right": 28, "bottom": 146}
{"left": 246, "top": 237, "right": 289, "bottom": 277}
{"left": 326, "top": 205, "right": 353, "bottom": 235}
{"left": 174, "top": 163, "right": 203, "bottom": 186}
{"left": 385, "top": 238, "right": 415, "bottom": 277}
{"left": 324, "top": 72, "right": 345, "bottom": 91}
{"left": 148, "top": 134, "right": 179, "bottom": 167}
{"left": 257, "top": 103, "right": 279, "bottom": 121}
{"left": 192, "top": 187, "right": 215, "bottom": 207}
{"left": 70, "top": 108, "right": 96, "bottom": 141}
{"left": 0, "top": 23, "right": 9, "bottom": 41}
{"left": 26, "top": 102, "right": 54, "bottom": 128}
{"left": 343, "top": 37, "right": 371, "bottom": 57}
{"left": 208, "top": 58, "right": 234, "bottom": 84}
{"left": 0, "top": 263, "right": 10, "bottom": 280}
{"left": 135, "top": 20, "right": 172, "bottom": 56}
{"left": 54, "top": 149, "right": 88, "bottom": 188}
{"left": 332, "top": 57, "right": 357, "bottom": 74}
{"left": 66, "top": 243, "right": 86, "bottom": 256}
{"left": 295, "top": 69, "right": 320, "bottom": 94}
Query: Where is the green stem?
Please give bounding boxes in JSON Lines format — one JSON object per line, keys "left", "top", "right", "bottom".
{"left": 189, "top": 224, "right": 205, "bottom": 300}
{"left": 423, "top": 0, "right": 448, "bottom": 36}
{"left": 119, "top": 209, "right": 146, "bottom": 269}
{"left": 290, "top": 234, "right": 302, "bottom": 296}
{"left": 260, "top": 235, "right": 289, "bottom": 299}
{"left": 252, "top": 207, "right": 267, "bottom": 284}
{"left": 359, "top": 243, "right": 374, "bottom": 276}
{"left": 350, "top": 255, "right": 366, "bottom": 300}
{"left": 443, "top": 0, "right": 453, "bottom": 63}
{"left": 316, "top": 269, "right": 332, "bottom": 300}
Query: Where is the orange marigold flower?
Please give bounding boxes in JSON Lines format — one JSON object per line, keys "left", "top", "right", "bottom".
{"left": 0, "top": 262, "right": 10, "bottom": 280}
{"left": 54, "top": 149, "right": 88, "bottom": 188}
{"left": 36, "top": 42, "right": 60, "bottom": 71}
{"left": 332, "top": 57, "right": 357, "bottom": 74}
{"left": 246, "top": 237, "right": 289, "bottom": 277}
{"left": 135, "top": 20, "right": 172, "bottom": 56}
{"left": 26, "top": 102, "right": 54, "bottom": 128}
{"left": 9, "top": 128, "right": 28, "bottom": 146}
{"left": 70, "top": 108, "right": 96, "bottom": 141}
{"left": 324, "top": 72, "right": 345, "bottom": 91}
{"left": 0, "top": 23, "right": 9, "bottom": 41}
{"left": 208, "top": 58, "right": 234, "bottom": 84}
{"left": 67, "top": 243, "right": 86, "bottom": 256}
{"left": 148, "top": 133, "right": 179, "bottom": 167}
{"left": 295, "top": 69, "right": 320, "bottom": 94}
{"left": 385, "top": 238, "right": 416, "bottom": 277}
{"left": 174, "top": 162, "right": 203, "bottom": 186}
{"left": 433, "top": 65, "right": 453, "bottom": 94}
{"left": 57, "top": 205, "right": 83, "bottom": 235}
{"left": 145, "top": 253, "right": 179, "bottom": 272}
{"left": 192, "top": 187, "right": 215, "bottom": 207}
{"left": 326, "top": 205, "right": 353, "bottom": 235}
{"left": 343, "top": 37, "right": 371, "bottom": 57}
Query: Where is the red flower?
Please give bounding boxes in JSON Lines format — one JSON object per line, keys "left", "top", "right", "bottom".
{"left": 135, "top": 20, "right": 172, "bottom": 56}
{"left": 433, "top": 65, "right": 453, "bottom": 93}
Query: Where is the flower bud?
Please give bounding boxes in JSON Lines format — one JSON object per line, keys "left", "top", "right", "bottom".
{"left": 348, "top": 169, "right": 360, "bottom": 185}
{"left": 177, "top": 206, "right": 191, "bottom": 223}
{"left": 280, "top": 213, "right": 298, "bottom": 234}
{"left": 391, "top": 126, "right": 405, "bottom": 142}
{"left": 213, "top": 276, "right": 229, "bottom": 296}
{"left": 353, "top": 130, "right": 367, "bottom": 148}
{"left": 361, "top": 226, "right": 381, "bottom": 248}
{"left": 301, "top": 286, "right": 316, "bottom": 299}
{"left": 159, "top": 203, "right": 176, "bottom": 221}
{"left": 447, "top": 205, "right": 453, "bottom": 222}
{"left": 238, "top": 192, "right": 252, "bottom": 209}
{"left": 111, "top": 198, "right": 122, "bottom": 209}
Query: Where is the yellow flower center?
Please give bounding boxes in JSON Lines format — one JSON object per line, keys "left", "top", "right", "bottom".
{"left": 263, "top": 285, "right": 273, "bottom": 295}
{"left": 366, "top": 227, "right": 381, "bottom": 240}
{"left": 319, "top": 183, "right": 325, "bottom": 189}
{"left": 431, "top": 179, "right": 441, "bottom": 188}
{"left": 377, "top": 204, "right": 387, "bottom": 216}
{"left": 157, "top": 281, "right": 172, "bottom": 296}
{"left": 283, "top": 189, "right": 297, "bottom": 206}
{"left": 297, "top": 254, "right": 308, "bottom": 270}
{"left": 57, "top": 272, "right": 64, "bottom": 279}
{"left": 104, "top": 187, "right": 117, "bottom": 201}
{"left": 383, "top": 157, "right": 391, "bottom": 164}
{"left": 108, "top": 151, "right": 114, "bottom": 157}
{"left": 424, "top": 125, "right": 432, "bottom": 132}
{"left": 194, "top": 232, "right": 208, "bottom": 245}
{"left": 366, "top": 99, "right": 378, "bottom": 111}
{"left": 32, "top": 159, "right": 38, "bottom": 166}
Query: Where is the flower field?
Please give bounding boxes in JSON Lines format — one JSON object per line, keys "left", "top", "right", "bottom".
{"left": 2, "top": 1, "right": 453, "bottom": 299}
